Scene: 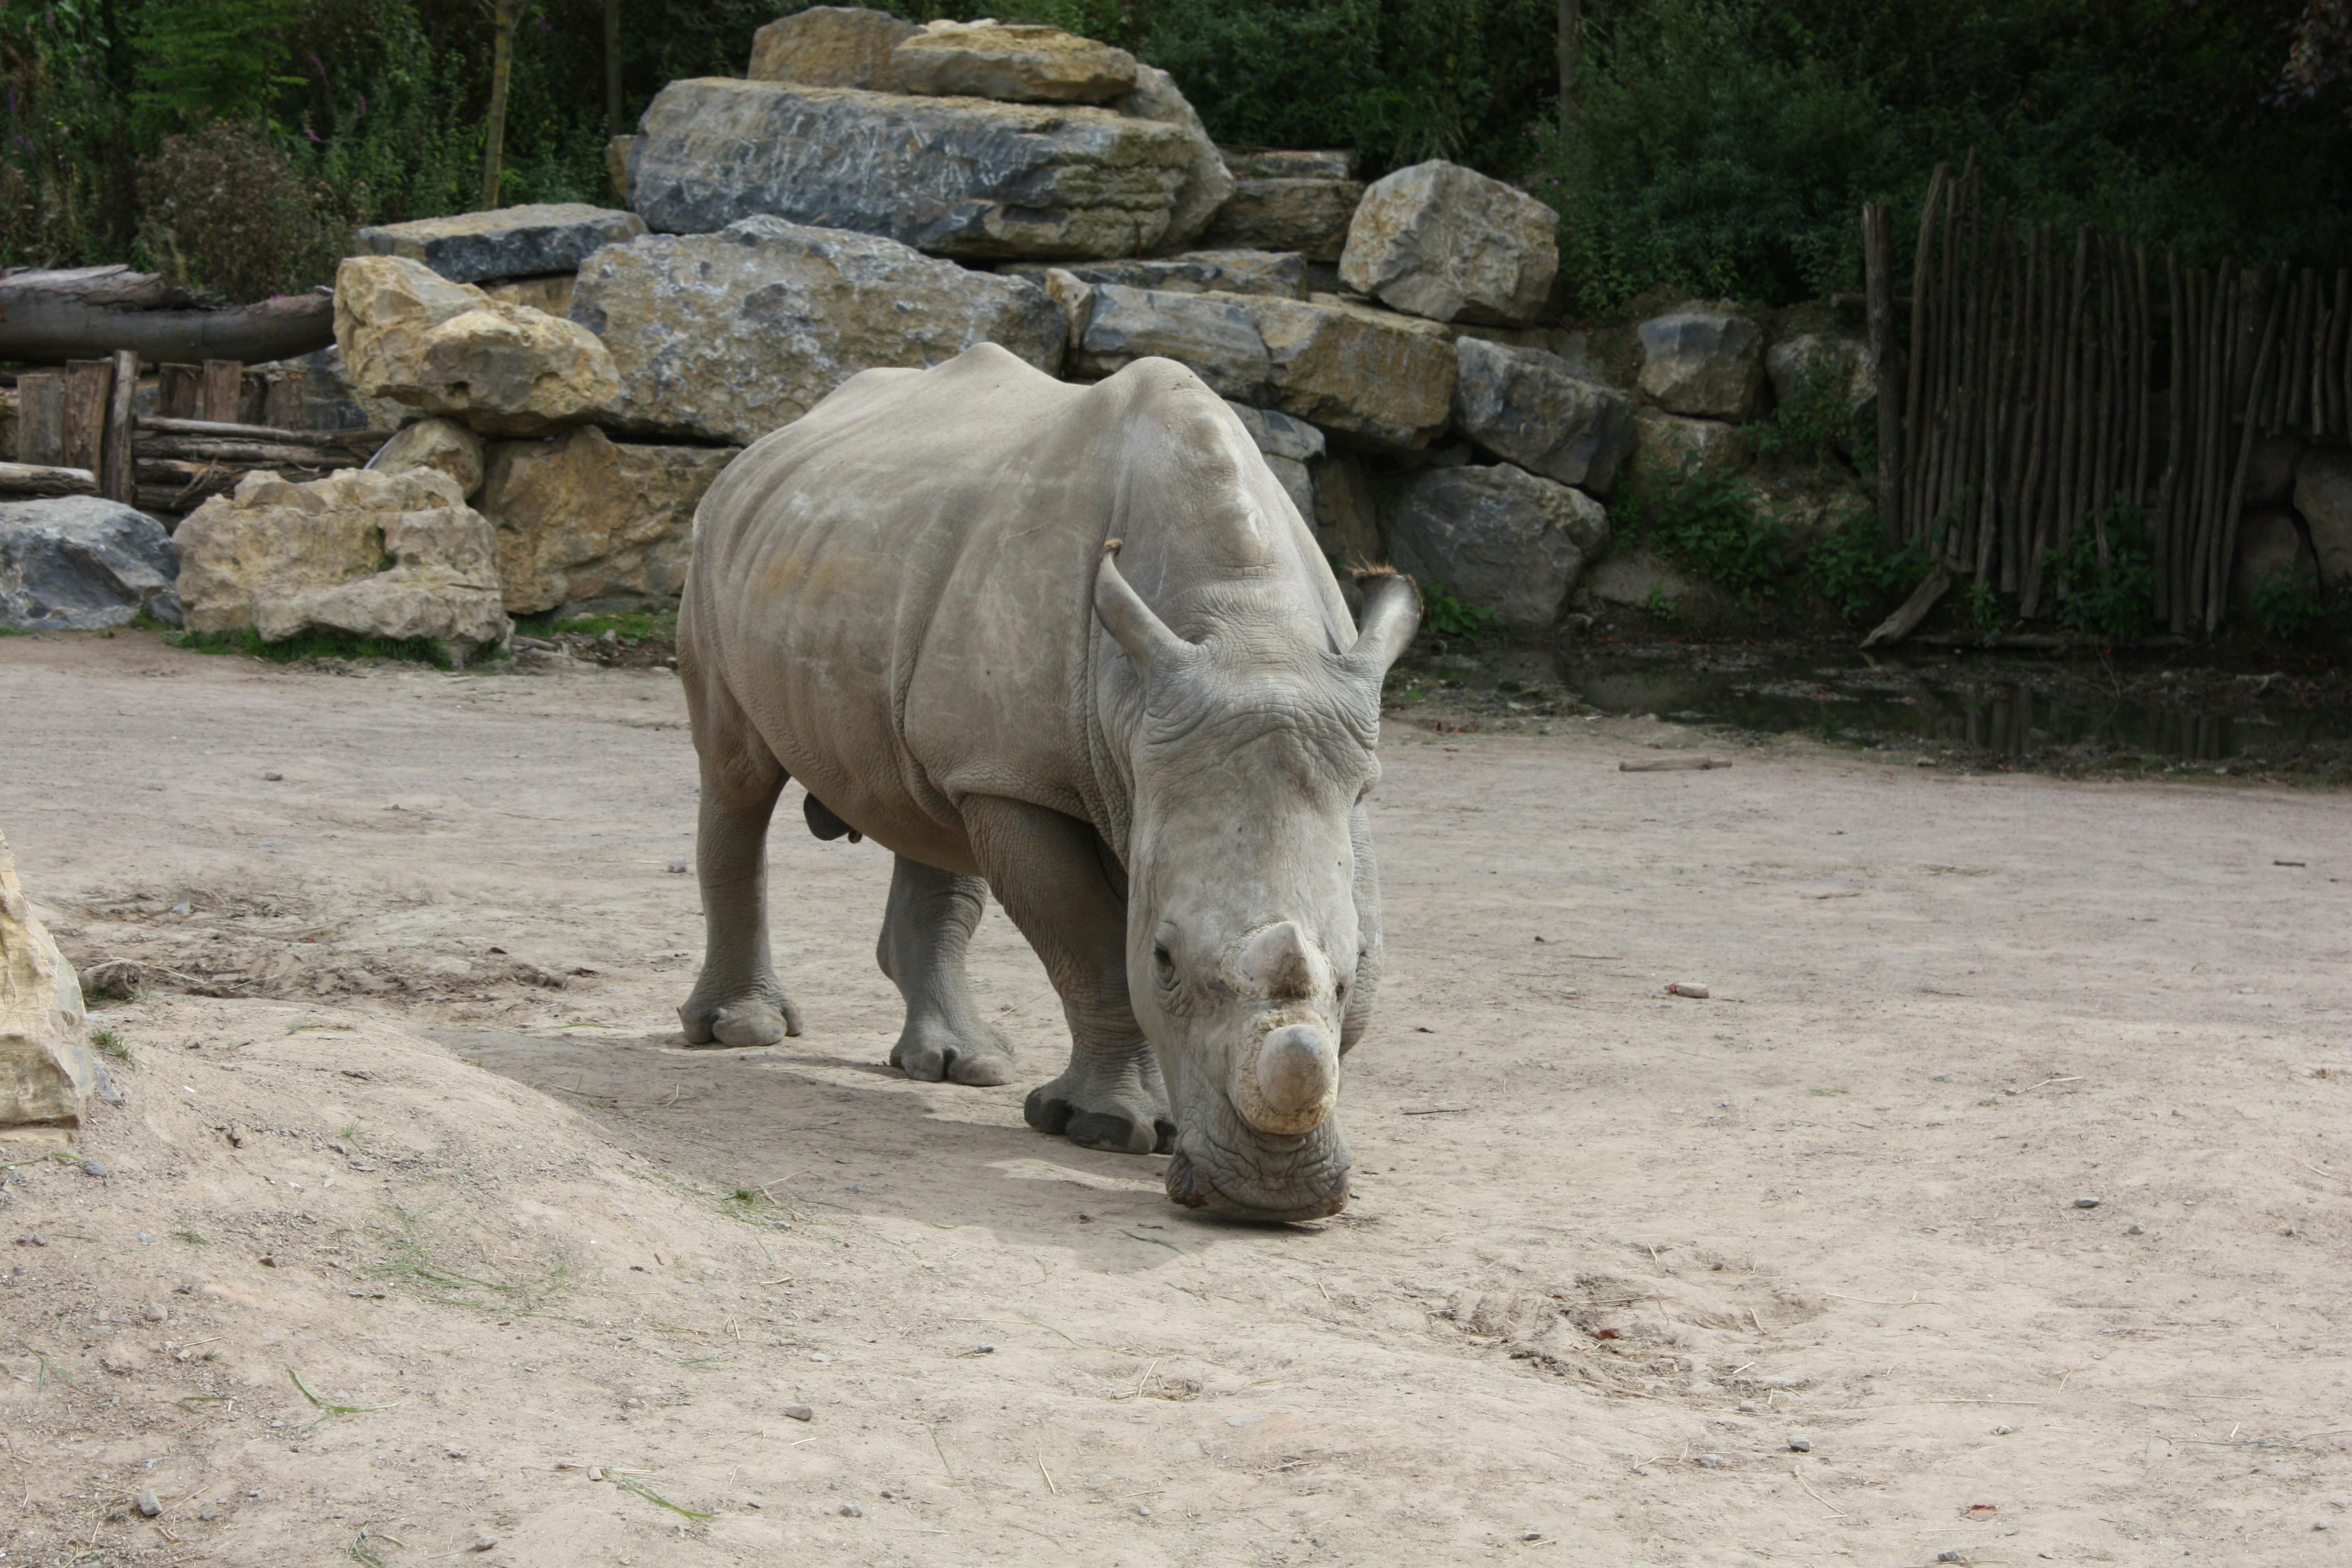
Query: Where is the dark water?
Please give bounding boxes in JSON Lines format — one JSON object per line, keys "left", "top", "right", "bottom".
{"left": 1552, "top": 643, "right": 2352, "bottom": 767}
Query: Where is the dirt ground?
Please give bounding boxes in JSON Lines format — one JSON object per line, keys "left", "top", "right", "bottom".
{"left": 2, "top": 629, "right": 2347, "bottom": 1568}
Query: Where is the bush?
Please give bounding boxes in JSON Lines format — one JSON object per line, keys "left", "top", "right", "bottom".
{"left": 2246, "top": 573, "right": 2344, "bottom": 643}
{"left": 1747, "top": 351, "right": 1864, "bottom": 472}
{"left": 1418, "top": 580, "right": 1499, "bottom": 640}
{"left": 1805, "top": 510, "right": 1929, "bottom": 624}
{"left": 136, "top": 122, "right": 351, "bottom": 300}
{"left": 2044, "top": 506, "right": 2155, "bottom": 643}
{"left": 1611, "top": 467, "right": 1788, "bottom": 606}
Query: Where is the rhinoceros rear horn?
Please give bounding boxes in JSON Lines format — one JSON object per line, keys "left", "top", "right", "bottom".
{"left": 1093, "top": 540, "right": 1191, "bottom": 674}
{"left": 1347, "top": 569, "right": 1420, "bottom": 677}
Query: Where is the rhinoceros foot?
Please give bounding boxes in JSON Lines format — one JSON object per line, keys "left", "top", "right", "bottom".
{"left": 891, "top": 1016, "right": 1017, "bottom": 1086}
{"left": 678, "top": 981, "right": 803, "bottom": 1048}
{"left": 1023, "top": 1051, "right": 1175, "bottom": 1156}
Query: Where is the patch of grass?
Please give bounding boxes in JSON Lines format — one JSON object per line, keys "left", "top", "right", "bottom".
{"left": 1809, "top": 1086, "right": 1849, "bottom": 1097}
{"left": 609, "top": 1470, "right": 713, "bottom": 1520}
{"left": 1413, "top": 582, "right": 1496, "bottom": 641}
{"left": 365, "top": 1204, "right": 573, "bottom": 1313}
{"left": 347, "top": 1526, "right": 399, "bottom": 1568}
{"left": 511, "top": 608, "right": 676, "bottom": 646}
{"left": 170, "top": 625, "right": 483, "bottom": 669}
{"left": 1747, "top": 352, "right": 1862, "bottom": 471}
{"left": 88, "top": 1026, "right": 132, "bottom": 1066}
{"left": 172, "top": 1227, "right": 207, "bottom": 1245}
{"left": 1958, "top": 581, "right": 2016, "bottom": 639}
{"left": 288, "top": 1367, "right": 399, "bottom": 1427}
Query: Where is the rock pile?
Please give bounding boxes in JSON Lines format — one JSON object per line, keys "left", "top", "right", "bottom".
{"left": 0, "top": 828, "right": 103, "bottom": 1149}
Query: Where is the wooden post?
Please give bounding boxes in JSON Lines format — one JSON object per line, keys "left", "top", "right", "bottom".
{"left": 200, "top": 359, "right": 244, "bottom": 422}
{"left": 157, "top": 363, "right": 202, "bottom": 420}
{"left": 1903, "top": 165, "right": 1948, "bottom": 547}
{"left": 17, "top": 371, "right": 67, "bottom": 465}
{"left": 100, "top": 349, "right": 138, "bottom": 504}
{"left": 2211, "top": 265, "right": 2288, "bottom": 630}
{"left": 2153, "top": 252, "right": 2185, "bottom": 629}
{"left": 236, "top": 369, "right": 268, "bottom": 426}
{"left": 1863, "top": 204, "right": 1903, "bottom": 540}
{"left": 62, "top": 359, "right": 112, "bottom": 475}
{"left": 262, "top": 364, "right": 310, "bottom": 431}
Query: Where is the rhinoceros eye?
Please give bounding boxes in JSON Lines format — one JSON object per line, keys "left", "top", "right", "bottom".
{"left": 1152, "top": 943, "right": 1175, "bottom": 982}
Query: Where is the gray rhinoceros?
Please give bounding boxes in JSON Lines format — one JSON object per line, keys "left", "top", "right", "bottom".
{"left": 676, "top": 344, "right": 1418, "bottom": 1221}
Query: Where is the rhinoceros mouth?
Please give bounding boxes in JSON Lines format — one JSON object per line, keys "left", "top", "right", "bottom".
{"left": 1164, "top": 1145, "right": 1350, "bottom": 1223}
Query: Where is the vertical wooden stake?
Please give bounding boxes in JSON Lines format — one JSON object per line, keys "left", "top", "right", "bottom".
{"left": 100, "top": 349, "right": 139, "bottom": 504}
{"left": 17, "top": 371, "right": 67, "bottom": 466}
{"left": 1863, "top": 204, "right": 1903, "bottom": 541}
{"left": 62, "top": 359, "right": 112, "bottom": 475}
{"left": 200, "top": 359, "right": 244, "bottom": 423}
{"left": 157, "top": 363, "right": 202, "bottom": 420}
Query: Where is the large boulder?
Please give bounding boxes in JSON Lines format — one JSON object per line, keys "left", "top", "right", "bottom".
{"left": 571, "top": 217, "right": 1065, "bottom": 448}
{"left": 481, "top": 273, "right": 575, "bottom": 318}
{"left": 174, "top": 468, "right": 510, "bottom": 663}
{"left": 351, "top": 204, "right": 646, "bottom": 286}
{"left": 1638, "top": 304, "right": 1767, "bottom": 422}
{"left": 748, "top": 5, "right": 916, "bottom": 88}
{"left": 1, "top": 829, "right": 100, "bottom": 1148}
{"left": 1382, "top": 463, "right": 1608, "bottom": 631}
{"left": 1765, "top": 333, "right": 1874, "bottom": 415}
{"left": 1624, "top": 407, "right": 1751, "bottom": 483}
{"left": 334, "top": 255, "right": 620, "bottom": 437}
{"left": 2232, "top": 508, "right": 2319, "bottom": 608}
{"left": 1114, "top": 66, "right": 1234, "bottom": 247}
{"left": 1201, "top": 177, "right": 1365, "bottom": 264}
{"left": 1227, "top": 401, "right": 1325, "bottom": 519}
{"left": 1003, "top": 249, "right": 1306, "bottom": 300}
{"left": 2295, "top": 447, "right": 2352, "bottom": 589}
{"left": 477, "top": 428, "right": 739, "bottom": 614}
{"left": 2245, "top": 435, "right": 2304, "bottom": 508}
{"left": 370, "top": 417, "right": 486, "bottom": 499}
{"left": 1450, "top": 337, "right": 1634, "bottom": 495}
{"left": 627, "top": 78, "right": 1199, "bottom": 260}
{"left": 1069, "top": 284, "right": 1456, "bottom": 448}
{"left": 1313, "top": 448, "right": 1383, "bottom": 566}
{"left": 890, "top": 21, "right": 1137, "bottom": 103}
{"left": 1339, "top": 161, "right": 1558, "bottom": 326}
{"left": 0, "top": 497, "right": 181, "bottom": 630}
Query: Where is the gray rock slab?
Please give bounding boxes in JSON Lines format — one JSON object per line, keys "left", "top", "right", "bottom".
{"left": 1201, "top": 178, "right": 1366, "bottom": 263}
{"left": 1222, "top": 148, "right": 1355, "bottom": 181}
{"left": 1227, "top": 401, "right": 1326, "bottom": 465}
{"left": 627, "top": 78, "right": 1197, "bottom": 260}
{"left": 1638, "top": 304, "right": 1767, "bottom": 421}
{"left": 1117, "top": 66, "right": 1234, "bottom": 245}
{"left": 1451, "top": 337, "right": 1634, "bottom": 494}
{"left": 0, "top": 496, "right": 180, "bottom": 630}
{"left": 1003, "top": 249, "right": 1306, "bottom": 301}
{"left": 352, "top": 204, "right": 647, "bottom": 285}
{"left": 1340, "top": 160, "right": 1558, "bottom": 325}
{"left": 2294, "top": 446, "right": 2352, "bottom": 588}
{"left": 571, "top": 217, "right": 1066, "bottom": 447}
{"left": 1382, "top": 463, "right": 1607, "bottom": 631}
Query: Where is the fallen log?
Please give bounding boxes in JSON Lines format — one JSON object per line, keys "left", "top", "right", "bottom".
{"left": 1618, "top": 756, "right": 1733, "bottom": 772}
{"left": 0, "top": 265, "right": 335, "bottom": 365}
{"left": 134, "top": 414, "right": 387, "bottom": 449}
{"left": 136, "top": 434, "right": 367, "bottom": 467}
{"left": 0, "top": 461, "right": 99, "bottom": 498}
{"left": 1860, "top": 563, "right": 1953, "bottom": 649}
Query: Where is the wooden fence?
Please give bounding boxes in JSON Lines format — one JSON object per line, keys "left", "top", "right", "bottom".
{"left": 1862, "top": 159, "right": 2350, "bottom": 634}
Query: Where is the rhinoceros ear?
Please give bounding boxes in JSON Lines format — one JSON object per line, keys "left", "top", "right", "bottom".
{"left": 1094, "top": 540, "right": 1191, "bottom": 673}
{"left": 1347, "top": 568, "right": 1420, "bottom": 676}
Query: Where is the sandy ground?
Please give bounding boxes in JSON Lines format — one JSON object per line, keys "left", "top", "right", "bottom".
{"left": 2, "top": 629, "right": 2348, "bottom": 1568}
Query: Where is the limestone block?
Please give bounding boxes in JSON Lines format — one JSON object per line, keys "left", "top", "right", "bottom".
{"left": 0, "top": 829, "right": 97, "bottom": 1146}
{"left": 1382, "top": 462, "right": 1608, "bottom": 631}
{"left": 1070, "top": 284, "right": 1269, "bottom": 399}
{"left": 0, "top": 497, "right": 181, "bottom": 630}
{"left": 481, "top": 273, "right": 575, "bottom": 318}
{"left": 605, "top": 135, "right": 636, "bottom": 202}
{"left": 174, "top": 467, "right": 510, "bottom": 662}
{"left": 1201, "top": 178, "right": 1365, "bottom": 263}
{"left": 1227, "top": 401, "right": 1325, "bottom": 519}
{"left": 570, "top": 217, "right": 1065, "bottom": 447}
{"left": 748, "top": 6, "right": 917, "bottom": 88}
{"left": 477, "top": 428, "right": 738, "bottom": 614}
{"left": 1638, "top": 304, "right": 1767, "bottom": 421}
{"left": 370, "top": 417, "right": 486, "bottom": 499}
{"left": 1003, "top": 249, "right": 1306, "bottom": 301}
{"left": 1451, "top": 337, "right": 1635, "bottom": 494}
{"left": 334, "top": 255, "right": 620, "bottom": 437}
{"left": 352, "top": 203, "right": 646, "bottom": 285}
{"left": 1222, "top": 149, "right": 1355, "bottom": 180}
{"left": 627, "top": 78, "right": 1197, "bottom": 260}
{"left": 891, "top": 21, "right": 1137, "bottom": 104}
{"left": 2294, "top": 447, "right": 2352, "bottom": 588}
{"left": 1114, "top": 66, "right": 1233, "bottom": 246}
{"left": 1339, "top": 160, "right": 1558, "bottom": 326}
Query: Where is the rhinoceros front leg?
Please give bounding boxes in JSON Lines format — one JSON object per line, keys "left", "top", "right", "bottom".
{"left": 962, "top": 796, "right": 1174, "bottom": 1156}
{"left": 878, "top": 854, "right": 1017, "bottom": 1086}
{"left": 677, "top": 672, "right": 802, "bottom": 1047}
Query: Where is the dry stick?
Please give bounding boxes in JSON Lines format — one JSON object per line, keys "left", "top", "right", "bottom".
{"left": 1903, "top": 166, "right": 1950, "bottom": 547}
{"left": 2154, "top": 252, "right": 2187, "bottom": 629}
{"left": 1935, "top": 164, "right": 1978, "bottom": 554}
{"left": 2089, "top": 237, "right": 2120, "bottom": 571}
{"left": 2052, "top": 228, "right": 2092, "bottom": 583}
{"left": 1921, "top": 170, "right": 1963, "bottom": 548}
{"left": 2209, "top": 266, "right": 2288, "bottom": 633}
{"left": 2185, "top": 263, "right": 2232, "bottom": 629}
{"left": 1863, "top": 204, "right": 1904, "bottom": 537}
{"left": 2018, "top": 228, "right": 2060, "bottom": 615}
{"left": 1946, "top": 178, "right": 1987, "bottom": 570}
{"left": 1911, "top": 179, "right": 1950, "bottom": 547}
{"left": 2000, "top": 227, "right": 2041, "bottom": 594}
{"left": 1976, "top": 209, "right": 2017, "bottom": 584}
{"left": 2130, "top": 244, "right": 2153, "bottom": 515}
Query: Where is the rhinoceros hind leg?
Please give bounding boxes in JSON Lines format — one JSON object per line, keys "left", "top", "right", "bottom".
{"left": 878, "top": 854, "right": 1016, "bottom": 1086}
{"left": 963, "top": 796, "right": 1174, "bottom": 1156}
{"left": 678, "top": 665, "right": 803, "bottom": 1047}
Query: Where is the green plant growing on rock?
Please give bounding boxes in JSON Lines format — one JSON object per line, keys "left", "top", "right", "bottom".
{"left": 1747, "top": 355, "right": 1855, "bottom": 471}
{"left": 2246, "top": 571, "right": 2343, "bottom": 642}
{"left": 2046, "top": 505, "right": 2154, "bottom": 643}
{"left": 1804, "top": 510, "right": 1928, "bottom": 624}
{"left": 1958, "top": 580, "right": 2015, "bottom": 638}
{"left": 1612, "top": 467, "right": 1788, "bottom": 607}
{"left": 1418, "top": 580, "right": 1498, "bottom": 640}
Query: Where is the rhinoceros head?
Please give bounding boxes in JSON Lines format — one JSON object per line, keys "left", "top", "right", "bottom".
{"left": 1095, "top": 543, "right": 1419, "bottom": 1222}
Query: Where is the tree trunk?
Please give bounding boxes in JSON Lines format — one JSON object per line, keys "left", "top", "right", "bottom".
{"left": 1556, "top": 0, "right": 1581, "bottom": 137}
{"left": 0, "top": 268, "right": 333, "bottom": 365}
{"left": 605, "top": 0, "right": 625, "bottom": 138}
{"left": 481, "top": 2, "right": 525, "bottom": 211}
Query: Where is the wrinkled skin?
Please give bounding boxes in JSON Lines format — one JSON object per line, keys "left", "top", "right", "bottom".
{"left": 676, "top": 345, "right": 1417, "bottom": 1221}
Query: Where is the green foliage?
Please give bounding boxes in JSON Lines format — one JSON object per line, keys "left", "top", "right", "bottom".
{"left": 2246, "top": 572, "right": 2345, "bottom": 642}
{"left": 172, "top": 624, "right": 483, "bottom": 668}
{"left": 1747, "top": 351, "right": 1861, "bottom": 471}
{"left": 88, "top": 1026, "right": 132, "bottom": 1065}
{"left": 2045, "top": 506, "right": 2155, "bottom": 643}
{"left": 136, "top": 121, "right": 351, "bottom": 300}
{"left": 513, "top": 607, "right": 677, "bottom": 644}
{"left": 130, "top": 0, "right": 299, "bottom": 133}
{"left": 1958, "top": 581, "right": 2015, "bottom": 639}
{"left": 1418, "top": 580, "right": 1498, "bottom": 640}
{"left": 1803, "top": 509, "right": 1929, "bottom": 623}
{"left": 1611, "top": 467, "right": 1788, "bottom": 606}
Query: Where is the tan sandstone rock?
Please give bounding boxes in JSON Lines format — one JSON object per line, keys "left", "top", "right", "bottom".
{"left": 1637, "top": 303, "right": 1767, "bottom": 422}
{"left": 891, "top": 21, "right": 1137, "bottom": 104}
{"left": 1202, "top": 177, "right": 1365, "bottom": 263}
{"left": 749, "top": 5, "right": 917, "bottom": 88}
{"left": 335, "top": 255, "right": 620, "bottom": 437}
{"left": 1339, "top": 160, "right": 1558, "bottom": 325}
{"left": 175, "top": 467, "right": 510, "bottom": 663}
{"left": 1114, "top": 65, "right": 1234, "bottom": 246}
{"left": 477, "top": 427, "right": 739, "bottom": 614}
{"left": 571, "top": 217, "right": 1065, "bottom": 447}
{"left": 0, "top": 828, "right": 99, "bottom": 1147}
{"left": 482, "top": 273, "right": 575, "bottom": 318}
{"left": 371, "top": 417, "right": 486, "bottom": 498}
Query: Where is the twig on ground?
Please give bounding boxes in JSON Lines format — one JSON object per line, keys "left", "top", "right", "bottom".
{"left": 1791, "top": 1463, "right": 1848, "bottom": 1517}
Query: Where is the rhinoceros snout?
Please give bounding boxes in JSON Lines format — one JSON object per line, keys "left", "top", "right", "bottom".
{"left": 1166, "top": 1143, "right": 1351, "bottom": 1223}
{"left": 1252, "top": 1024, "right": 1338, "bottom": 1130}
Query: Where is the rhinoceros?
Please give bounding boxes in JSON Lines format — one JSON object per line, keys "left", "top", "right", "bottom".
{"left": 675, "top": 344, "right": 1418, "bottom": 1221}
